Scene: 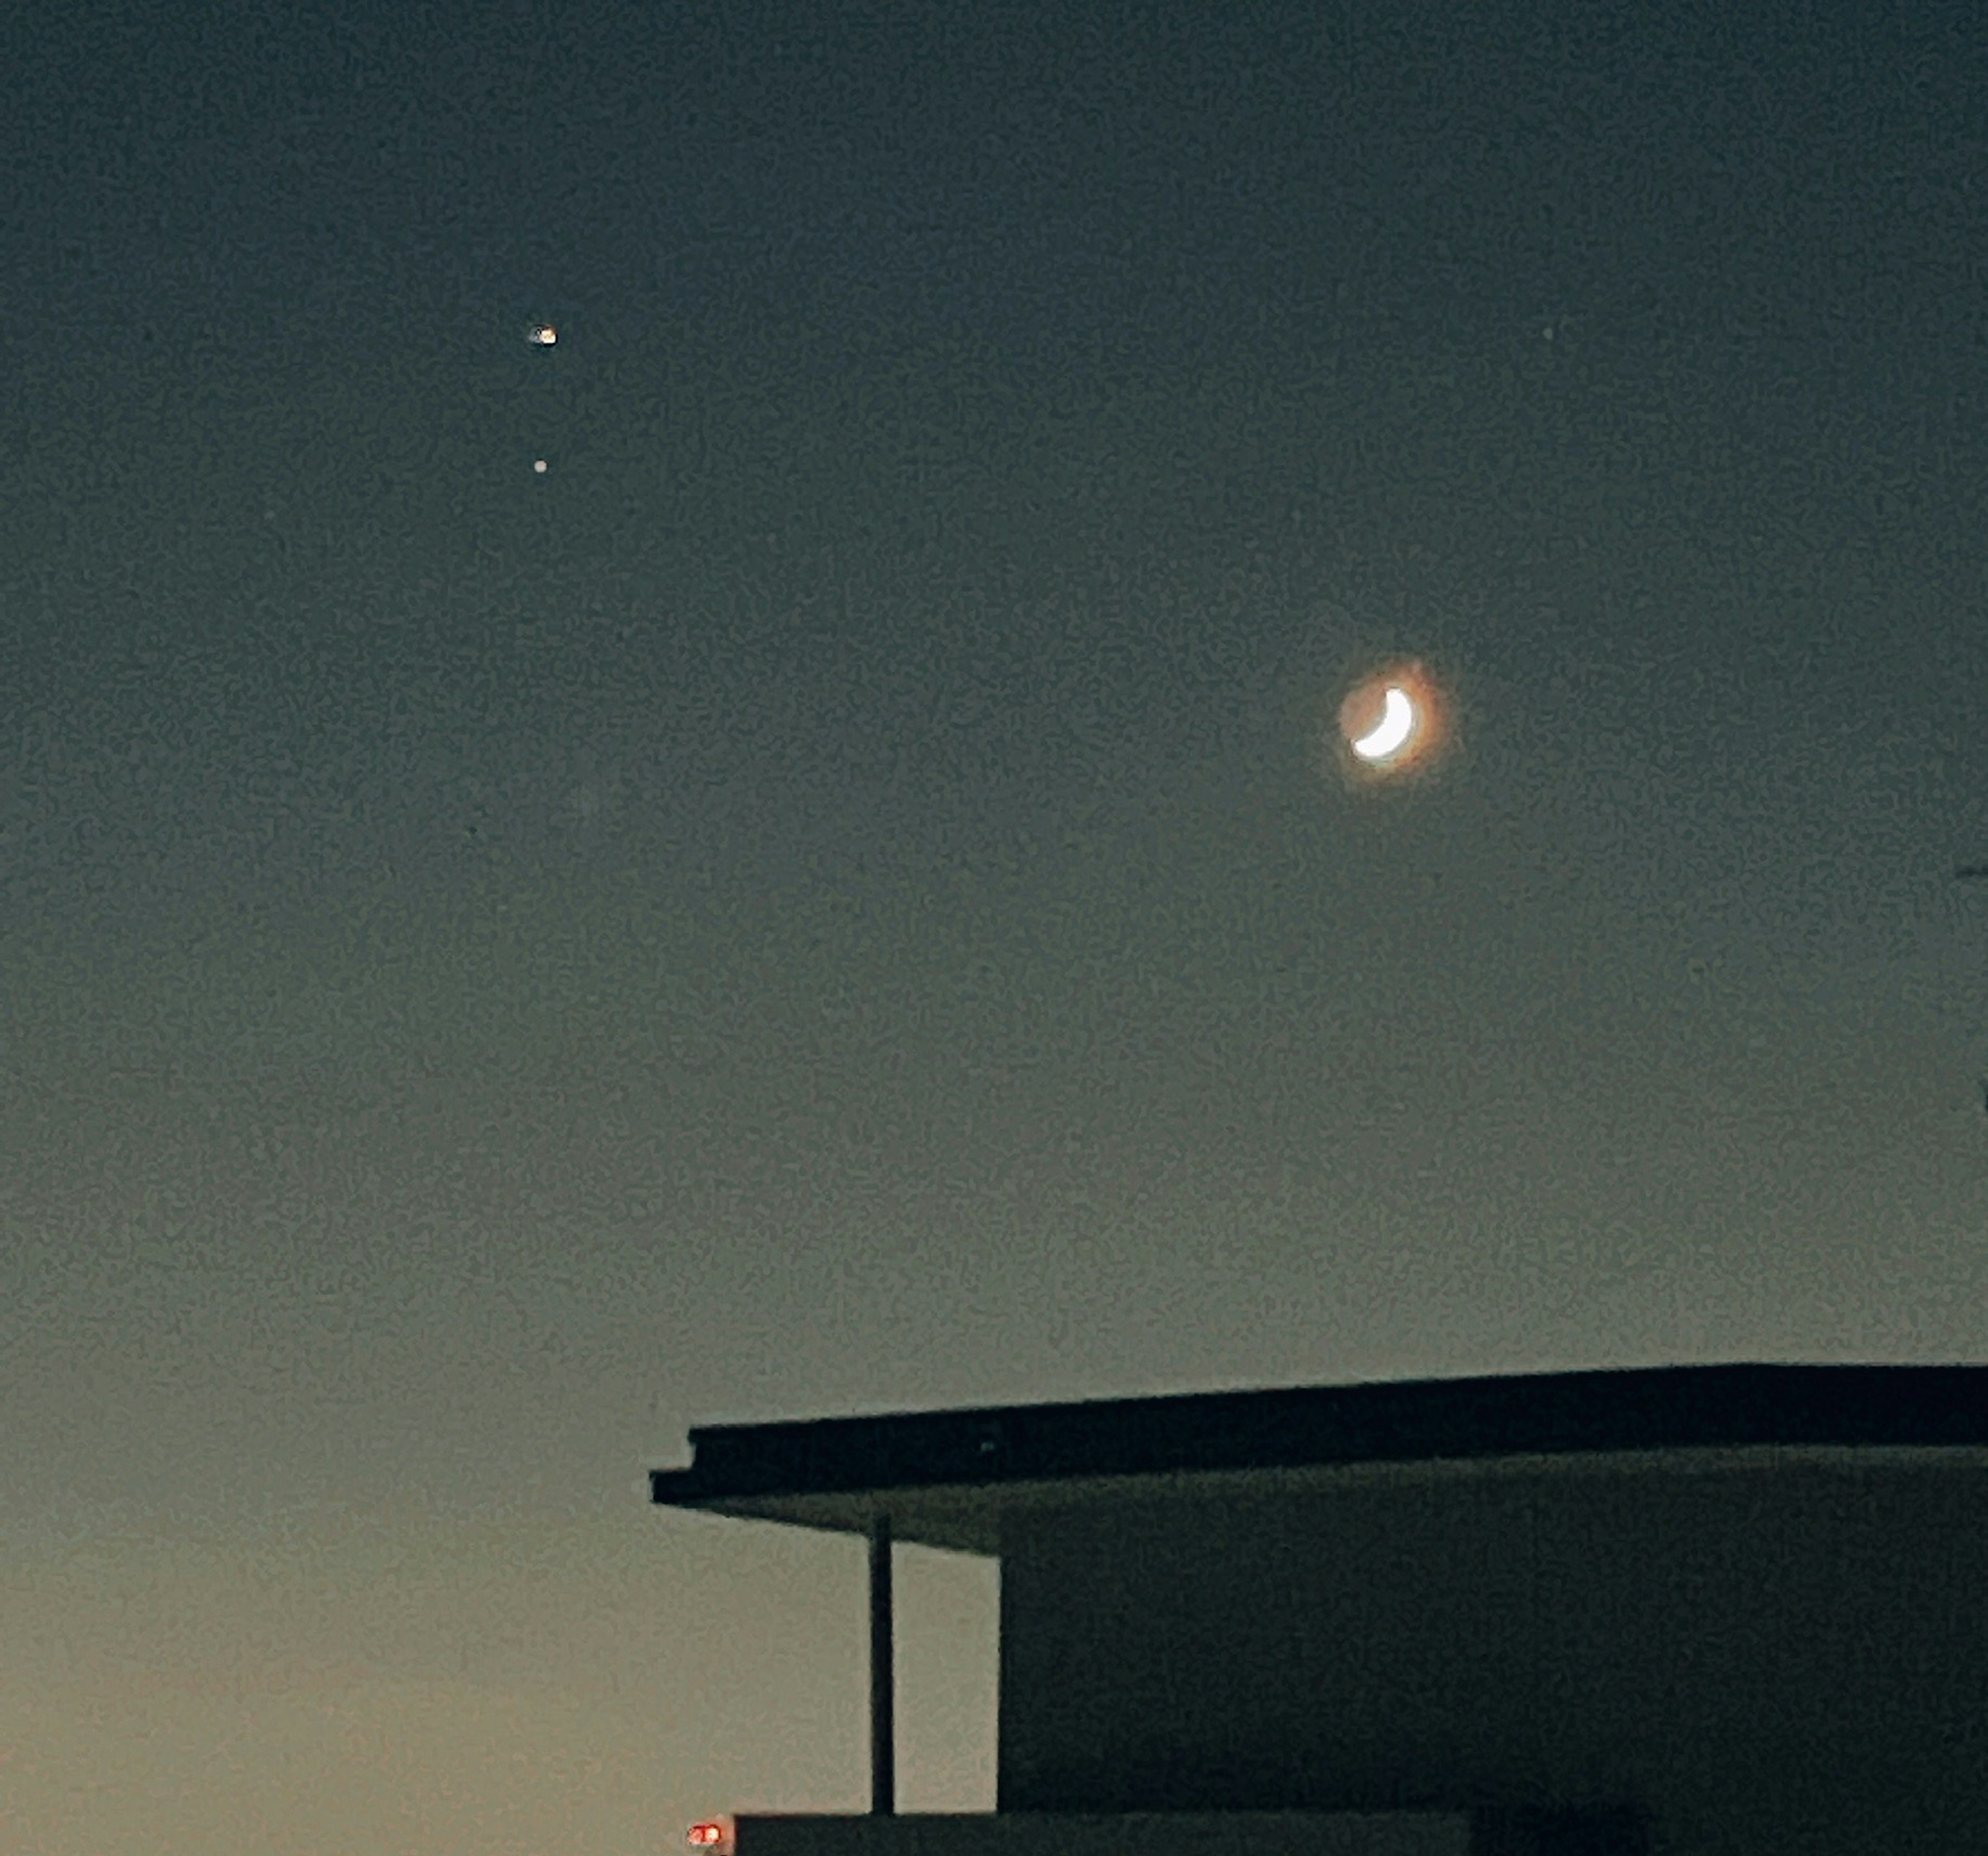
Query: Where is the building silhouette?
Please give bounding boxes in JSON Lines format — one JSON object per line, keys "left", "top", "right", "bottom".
{"left": 650, "top": 1363, "right": 1988, "bottom": 1855}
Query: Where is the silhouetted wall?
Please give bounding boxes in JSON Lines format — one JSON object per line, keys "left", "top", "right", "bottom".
{"left": 734, "top": 1811, "right": 1472, "bottom": 1856}
{"left": 730, "top": 1806, "right": 1653, "bottom": 1856}
{"left": 996, "top": 1454, "right": 1988, "bottom": 1852}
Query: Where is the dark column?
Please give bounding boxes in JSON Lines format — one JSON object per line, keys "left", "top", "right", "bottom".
{"left": 869, "top": 1513, "right": 895, "bottom": 1815}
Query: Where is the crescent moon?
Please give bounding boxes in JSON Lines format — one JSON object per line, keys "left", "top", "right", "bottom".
{"left": 1351, "top": 685, "right": 1417, "bottom": 761}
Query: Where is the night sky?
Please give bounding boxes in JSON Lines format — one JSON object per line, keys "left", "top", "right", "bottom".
{"left": 5, "top": 0, "right": 1987, "bottom": 1848}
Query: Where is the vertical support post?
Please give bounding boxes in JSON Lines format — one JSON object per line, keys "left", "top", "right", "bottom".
{"left": 869, "top": 1512, "right": 895, "bottom": 1815}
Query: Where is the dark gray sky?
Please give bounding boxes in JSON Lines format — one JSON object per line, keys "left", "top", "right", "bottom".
{"left": 4, "top": 0, "right": 1986, "bottom": 1847}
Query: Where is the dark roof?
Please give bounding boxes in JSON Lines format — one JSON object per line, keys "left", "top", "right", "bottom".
{"left": 648, "top": 1362, "right": 1988, "bottom": 1554}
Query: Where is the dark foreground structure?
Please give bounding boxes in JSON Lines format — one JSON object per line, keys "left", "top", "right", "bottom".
{"left": 651, "top": 1364, "right": 1988, "bottom": 1856}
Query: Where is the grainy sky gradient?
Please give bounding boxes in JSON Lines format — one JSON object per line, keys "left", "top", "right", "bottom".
{"left": 5, "top": 0, "right": 1987, "bottom": 1848}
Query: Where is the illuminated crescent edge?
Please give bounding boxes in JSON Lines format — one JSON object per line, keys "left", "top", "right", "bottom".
{"left": 1351, "top": 685, "right": 1417, "bottom": 760}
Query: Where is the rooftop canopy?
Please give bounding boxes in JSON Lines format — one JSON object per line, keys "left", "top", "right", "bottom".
{"left": 648, "top": 1362, "right": 1988, "bottom": 1555}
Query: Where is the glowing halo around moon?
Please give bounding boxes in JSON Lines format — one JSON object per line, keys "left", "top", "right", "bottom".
{"left": 1333, "top": 660, "right": 1450, "bottom": 784}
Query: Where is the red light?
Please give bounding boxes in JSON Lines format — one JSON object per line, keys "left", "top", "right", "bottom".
{"left": 688, "top": 1824, "right": 728, "bottom": 1849}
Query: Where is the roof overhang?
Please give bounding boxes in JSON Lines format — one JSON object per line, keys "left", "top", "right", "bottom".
{"left": 649, "top": 1363, "right": 1988, "bottom": 1554}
